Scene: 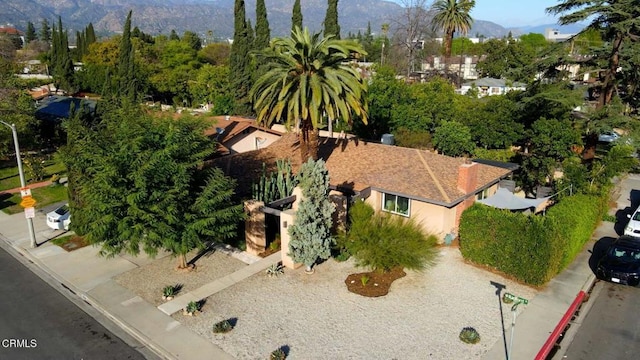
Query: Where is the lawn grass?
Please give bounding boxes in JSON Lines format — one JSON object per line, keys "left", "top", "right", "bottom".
{"left": 51, "top": 234, "right": 74, "bottom": 247}
{"left": 0, "top": 184, "right": 68, "bottom": 214}
{"left": 0, "top": 159, "right": 66, "bottom": 192}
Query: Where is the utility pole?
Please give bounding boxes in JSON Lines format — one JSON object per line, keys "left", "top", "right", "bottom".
{"left": 0, "top": 120, "right": 37, "bottom": 248}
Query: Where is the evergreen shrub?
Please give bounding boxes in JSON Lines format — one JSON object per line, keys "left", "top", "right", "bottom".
{"left": 459, "top": 192, "right": 608, "bottom": 286}
{"left": 342, "top": 201, "right": 438, "bottom": 272}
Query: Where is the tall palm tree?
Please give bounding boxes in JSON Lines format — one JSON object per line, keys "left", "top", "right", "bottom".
{"left": 251, "top": 26, "right": 368, "bottom": 162}
{"left": 431, "top": 0, "right": 475, "bottom": 58}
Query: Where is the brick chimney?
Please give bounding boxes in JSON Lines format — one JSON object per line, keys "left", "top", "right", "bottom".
{"left": 457, "top": 161, "right": 478, "bottom": 194}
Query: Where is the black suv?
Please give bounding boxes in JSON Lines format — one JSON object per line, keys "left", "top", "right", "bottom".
{"left": 596, "top": 235, "right": 640, "bottom": 286}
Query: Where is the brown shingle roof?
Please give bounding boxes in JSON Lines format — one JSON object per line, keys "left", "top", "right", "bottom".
{"left": 214, "top": 133, "right": 512, "bottom": 206}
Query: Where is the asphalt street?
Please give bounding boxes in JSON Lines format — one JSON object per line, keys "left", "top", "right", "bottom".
{"left": 0, "top": 244, "right": 153, "bottom": 360}
{"left": 561, "top": 280, "right": 640, "bottom": 360}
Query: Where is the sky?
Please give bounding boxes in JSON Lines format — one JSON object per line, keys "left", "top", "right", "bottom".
{"left": 390, "top": 0, "right": 562, "bottom": 28}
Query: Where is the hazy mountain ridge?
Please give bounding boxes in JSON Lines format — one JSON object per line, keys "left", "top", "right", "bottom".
{"left": 0, "top": 0, "right": 564, "bottom": 40}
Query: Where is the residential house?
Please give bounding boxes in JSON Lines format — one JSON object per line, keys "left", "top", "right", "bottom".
{"left": 544, "top": 28, "right": 576, "bottom": 43}
{"left": 216, "top": 133, "right": 517, "bottom": 243}
{"left": 204, "top": 116, "right": 282, "bottom": 156}
{"left": 458, "top": 77, "right": 527, "bottom": 97}
{"left": 420, "top": 55, "right": 483, "bottom": 82}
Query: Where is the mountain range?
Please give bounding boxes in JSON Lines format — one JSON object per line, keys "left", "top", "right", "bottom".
{"left": 1, "top": 0, "right": 583, "bottom": 41}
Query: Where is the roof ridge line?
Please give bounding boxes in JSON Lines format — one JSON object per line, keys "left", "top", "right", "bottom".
{"left": 415, "top": 149, "right": 451, "bottom": 203}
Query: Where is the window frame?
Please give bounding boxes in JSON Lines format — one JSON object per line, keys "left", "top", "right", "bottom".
{"left": 382, "top": 193, "right": 411, "bottom": 217}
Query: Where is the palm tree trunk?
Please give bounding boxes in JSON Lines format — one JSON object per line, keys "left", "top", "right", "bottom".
{"left": 299, "top": 120, "right": 319, "bottom": 162}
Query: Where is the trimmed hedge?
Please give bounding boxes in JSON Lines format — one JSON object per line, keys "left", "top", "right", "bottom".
{"left": 459, "top": 193, "right": 607, "bottom": 286}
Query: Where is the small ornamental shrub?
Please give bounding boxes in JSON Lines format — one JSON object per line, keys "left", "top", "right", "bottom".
{"left": 213, "top": 319, "right": 234, "bottom": 333}
{"left": 459, "top": 327, "right": 481, "bottom": 344}
{"left": 342, "top": 201, "right": 438, "bottom": 272}
{"left": 185, "top": 301, "right": 200, "bottom": 314}
{"left": 163, "top": 285, "right": 176, "bottom": 297}
{"left": 270, "top": 348, "right": 286, "bottom": 360}
{"left": 360, "top": 274, "right": 370, "bottom": 286}
{"left": 266, "top": 263, "right": 284, "bottom": 277}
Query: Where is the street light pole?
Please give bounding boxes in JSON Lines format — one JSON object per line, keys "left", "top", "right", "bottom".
{"left": 1, "top": 120, "right": 37, "bottom": 248}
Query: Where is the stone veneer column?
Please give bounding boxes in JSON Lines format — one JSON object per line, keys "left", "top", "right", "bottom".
{"left": 244, "top": 200, "right": 266, "bottom": 256}
{"left": 329, "top": 190, "right": 346, "bottom": 233}
{"left": 279, "top": 209, "right": 301, "bottom": 269}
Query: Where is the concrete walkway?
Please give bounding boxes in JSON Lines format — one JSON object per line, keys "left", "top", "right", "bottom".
{"left": 0, "top": 209, "right": 278, "bottom": 360}
{"left": 158, "top": 252, "right": 281, "bottom": 315}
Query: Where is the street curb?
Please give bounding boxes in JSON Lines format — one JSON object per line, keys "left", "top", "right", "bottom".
{"left": 0, "top": 236, "right": 175, "bottom": 360}
{"left": 549, "top": 274, "right": 599, "bottom": 360}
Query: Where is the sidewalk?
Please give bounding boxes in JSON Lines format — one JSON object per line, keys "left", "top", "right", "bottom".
{"left": 0, "top": 180, "right": 53, "bottom": 194}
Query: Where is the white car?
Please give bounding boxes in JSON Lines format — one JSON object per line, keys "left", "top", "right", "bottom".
{"left": 625, "top": 206, "right": 640, "bottom": 237}
{"left": 46, "top": 203, "right": 71, "bottom": 230}
{"left": 598, "top": 130, "right": 621, "bottom": 143}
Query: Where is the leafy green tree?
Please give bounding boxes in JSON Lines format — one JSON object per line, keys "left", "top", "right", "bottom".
{"left": 292, "top": 0, "right": 303, "bottom": 32}
{"left": 547, "top": 0, "right": 640, "bottom": 108}
{"left": 518, "top": 118, "right": 581, "bottom": 195}
{"left": 0, "top": 60, "right": 38, "bottom": 156}
{"left": 430, "top": 0, "right": 475, "bottom": 57}
{"left": 390, "top": 78, "right": 457, "bottom": 132}
{"left": 353, "top": 65, "right": 408, "bottom": 140}
{"left": 198, "top": 42, "right": 231, "bottom": 66}
{"left": 323, "top": 0, "right": 341, "bottom": 39}
{"left": 182, "top": 31, "right": 202, "bottom": 52}
{"left": 169, "top": 29, "right": 180, "bottom": 41}
{"left": 25, "top": 22, "right": 37, "bottom": 43}
{"left": 251, "top": 27, "right": 368, "bottom": 162}
{"left": 62, "top": 102, "right": 245, "bottom": 269}
{"left": 433, "top": 120, "right": 474, "bottom": 157}
{"left": 188, "top": 64, "right": 232, "bottom": 111}
{"left": 288, "top": 159, "right": 335, "bottom": 272}
{"left": 340, "top": 201, "right": 438, "bottom": 272}
{"left": 465, "top": 95, "right": 523, "bottom": 149}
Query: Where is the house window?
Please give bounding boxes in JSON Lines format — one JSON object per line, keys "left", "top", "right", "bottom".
{"left": 382, "top": 193, "right": 410, "bottom": 217}
{"left": 476, "top": 188, "right": 490, "bottom": 200}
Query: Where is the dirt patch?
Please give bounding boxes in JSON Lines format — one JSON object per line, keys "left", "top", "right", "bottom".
{"left": 54, "top": 235, "right": 89, "bottom": 252}
{"left": 344, "top": 267, "right": 406, "bottom": 297}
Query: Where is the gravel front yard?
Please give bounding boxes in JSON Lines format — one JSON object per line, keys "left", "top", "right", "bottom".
{"left": 151, "top": 246, "right": 539, "bottom": 360}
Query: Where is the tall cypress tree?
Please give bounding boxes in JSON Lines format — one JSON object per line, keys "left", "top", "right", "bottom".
{"left": 291, "top": 0, "right": 303, "bottom": 33}
{"left": 25, "top": 22, "right": 37, "bottom": 43}
{"left": 229, "top": 0, "right": 253, "bottom": 115}
{"left": 40, "top": 18, "right": 51, "bottom": 43}
{"left": 254, "top": 0, "right": 270, "bottom": 50}
{"left": 323, "top": 0, "right": 340, "bottom": 39}
{"left": 118, "top": 10, "right": 136, "bottom": 100}
{"left": 86, "top": 23, "right": 96, "bottom": 44}
{"left": 50, "top": 17, "right": 74, "bottom": 93}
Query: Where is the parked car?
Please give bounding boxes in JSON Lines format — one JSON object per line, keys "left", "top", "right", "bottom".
{"left": 596, "top": 235, "right": 640, "bottom": 286}
{"left": 46, "top": 203, "right": 70, "bottom": 230}
{"left": 624, "top": 206, "right": 640, "bottom": 237}
{"left": 598, "top": 130, "right": 621, "bottom": 143}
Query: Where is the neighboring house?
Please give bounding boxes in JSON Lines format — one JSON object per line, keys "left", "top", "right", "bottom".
{"left": 204, "top": 116, "right": 282, "bottom": 156}
{"left": 458, "top": 77, "right": 527, "bottom": 97}
{"left": 544, "top": 28, "right": 575, "bottom": 43}
{"left": 420, "top": 55, "right": 483, "bottom": 81}
{"left": 216, "top": 133, "right": 517, "bottom": 242}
